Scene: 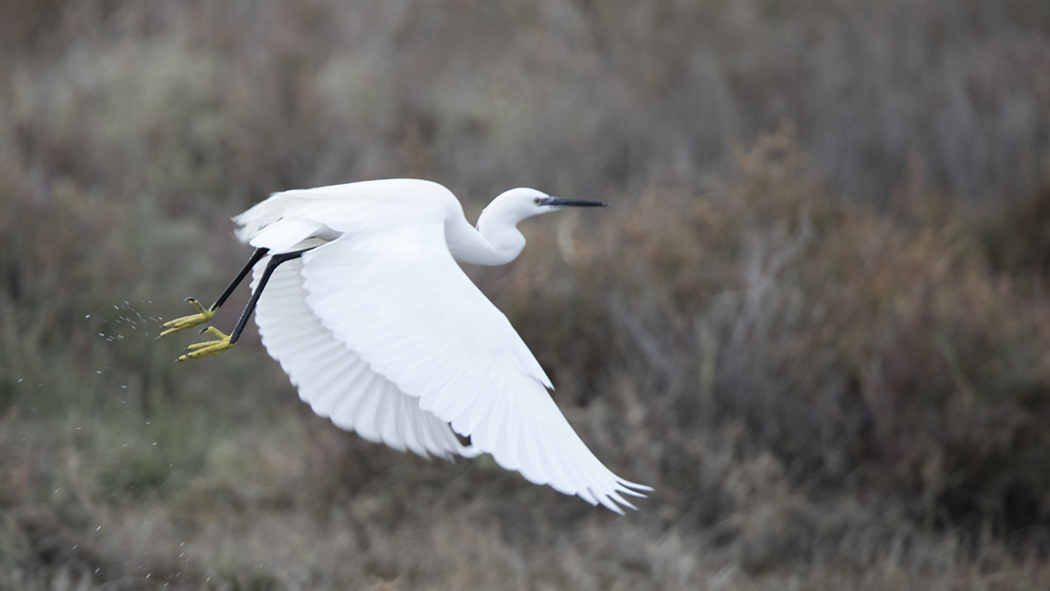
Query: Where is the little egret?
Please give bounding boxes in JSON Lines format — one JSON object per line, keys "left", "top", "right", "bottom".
{"left": 160, "top": 178, "right": 650, "bottom": 512}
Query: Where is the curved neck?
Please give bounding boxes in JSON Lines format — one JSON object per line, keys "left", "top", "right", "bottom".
{"left": 445, "top": 210, "right": 525, "bottom": 266}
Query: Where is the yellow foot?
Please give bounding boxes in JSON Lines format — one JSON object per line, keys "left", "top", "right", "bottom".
{"left": 177, "top": 326, "right": 234, "bottom": 361}
{"left": 160, "top": 298, "right": 216, "bottom": 337}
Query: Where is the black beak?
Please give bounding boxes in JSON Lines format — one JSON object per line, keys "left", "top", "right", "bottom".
{"left": 540, "top": 196, "right": 607, "bottom": 207}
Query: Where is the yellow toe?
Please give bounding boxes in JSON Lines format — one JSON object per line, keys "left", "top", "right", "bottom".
{"left": 176, "top": 327, "right": 234, "bottom": 361}
{"left": 160, "top": 298, "right": 216, "bottom": 337}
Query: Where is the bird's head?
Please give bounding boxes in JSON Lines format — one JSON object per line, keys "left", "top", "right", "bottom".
{"left": 487, "top": 187, "right": 607, "bottom": 222}
{"left": 467, "top": 187, "right": 607, "bottom": 265}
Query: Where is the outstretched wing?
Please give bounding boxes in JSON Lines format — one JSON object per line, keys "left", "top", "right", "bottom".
{"left": 291, "top": 221, "right": 649, "bottom": 513}
{"left": 252, "top": 255, "right": 475, "bottom": 459}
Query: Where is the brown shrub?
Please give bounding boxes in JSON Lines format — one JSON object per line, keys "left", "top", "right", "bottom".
{"left": 501, "top": 124, "right": 1050, "bottom": 540}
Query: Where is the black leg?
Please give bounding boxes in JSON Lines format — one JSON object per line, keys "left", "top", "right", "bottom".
{"left": 228, "top": 248, "right": 313, "bottom": 344}
{"left": 212, "top": 247, "right": 270, "bottom": 310}
{"left": 161, "top": 247, "right": 273, "bottom": 338}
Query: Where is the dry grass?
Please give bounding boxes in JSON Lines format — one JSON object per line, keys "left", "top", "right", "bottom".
{"left": 2, "top": 0, "right": 1050, "bottom": 589}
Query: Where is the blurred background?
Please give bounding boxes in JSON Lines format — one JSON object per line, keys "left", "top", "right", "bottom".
{"left": 2, "top": 0, "right": 1050, "bottom": 589}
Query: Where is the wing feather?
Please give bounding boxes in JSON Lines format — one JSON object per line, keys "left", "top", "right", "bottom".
{"left": 535, "top": 432, "right": 576, "bottom": 496}
{"left": 296, "top": 223, "right": 650, "bottom": 512}
{"left": 350, "top": 377, "right": 387, "bottom": 444}
{"left": 252, "top": 256, "right": 469, "bottom": 459}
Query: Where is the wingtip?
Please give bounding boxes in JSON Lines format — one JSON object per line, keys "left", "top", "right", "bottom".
{"left": 597, "top": 495, "right": 627, "bottom": 515}
{"left": 620, "top": 480, "right": 654, "bottom": 494}
{"left": 588, "top": 481, "right": 653, "bottom": 514}
{"left": 609, "top": 490, "right": 637, "bottom": 511}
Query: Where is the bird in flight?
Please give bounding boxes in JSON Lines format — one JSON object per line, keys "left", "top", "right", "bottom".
{"left": 160, "top": 179, "right": 650, "bottom": 512}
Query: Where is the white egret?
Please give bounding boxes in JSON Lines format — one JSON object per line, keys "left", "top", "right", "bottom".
{"left": 161, "top": 178, "right": 650, "bottom": 513}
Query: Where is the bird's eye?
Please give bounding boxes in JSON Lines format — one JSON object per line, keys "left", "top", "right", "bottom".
{"left": 534, "top": 197, "right": 542, "bottom": 205}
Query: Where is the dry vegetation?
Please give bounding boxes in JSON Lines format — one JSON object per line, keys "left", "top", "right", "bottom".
{"left": 2, "top": 0, "right": 1050, "bottom": 589}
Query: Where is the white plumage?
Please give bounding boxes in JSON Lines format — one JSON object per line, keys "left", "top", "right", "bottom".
{"left": 207, "top": 179, "right": 650, "bottom": 512}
